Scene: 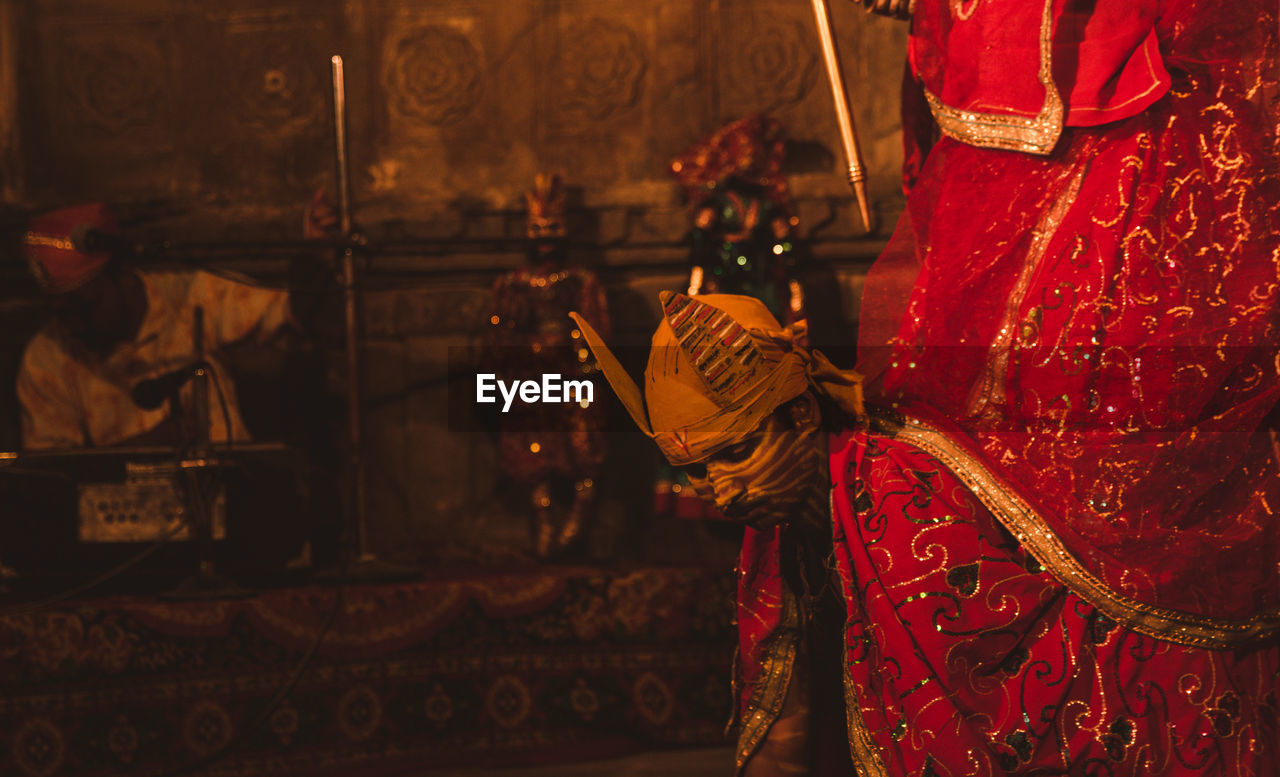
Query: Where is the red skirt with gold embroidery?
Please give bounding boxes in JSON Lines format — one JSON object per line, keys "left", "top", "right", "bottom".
{"left": 831, "top": 427, "right": 1279, "bottom": 776}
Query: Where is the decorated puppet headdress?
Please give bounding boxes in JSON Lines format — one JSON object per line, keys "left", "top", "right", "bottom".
{"left": 525, "top": 173, "right": 567, "bottom": 240}
{"left": 22, "top": 203, "right": 117, "bottom": 294}
{"left": 570, "top": 292, "right": 863, "bottom": 466}
{"left": 669, "top": 114, "right": 795, "bottom": 219}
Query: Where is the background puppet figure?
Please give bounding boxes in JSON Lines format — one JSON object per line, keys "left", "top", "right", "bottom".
{"left": 670, "top": 114, "right": 804, "bottom": 326}
{"left": 659, "top": 114, "right": 806, "bottom": 519}
{"left": 486, "top": 174, "right": 609, "bottom": 560}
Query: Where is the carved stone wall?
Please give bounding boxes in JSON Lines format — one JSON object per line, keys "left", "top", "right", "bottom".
{"left": 0, "top": 0, "right": 908, "bottom": 566}
{"left": 6, "top": 0, "right": 906, "bottom": 237}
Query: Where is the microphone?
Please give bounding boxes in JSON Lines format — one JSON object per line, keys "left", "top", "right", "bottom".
{"left": 70, "top": 223, "right": 141, "bottom": 256}
{"left": 131, "top": 362, "right": 207, "bottom": 410}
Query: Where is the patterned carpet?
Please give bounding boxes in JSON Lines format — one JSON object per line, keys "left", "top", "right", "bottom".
{"left": 428, "top": 746, "right": 734, "bottom": 776}
{"left": 0, "top": 565, "right": 736, "bottom": 776}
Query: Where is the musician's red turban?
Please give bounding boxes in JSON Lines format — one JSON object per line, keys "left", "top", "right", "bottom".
{"left": 22, "top": 203, "right": 116, "bottom": 294}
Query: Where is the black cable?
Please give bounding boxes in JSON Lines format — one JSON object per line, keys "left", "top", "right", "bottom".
{"left": 0, "top": 435, "right": 202, "bottom": 616}
{"left": 2, "top": 364, "right": 282, "bottom": 611}
{"left": 0, "top": 519, "right": 190, "bottom": 617}
{"left": 150, "top": 580, "right": 347, "bottom": 777}
{"left": 248, "top": 582, "right": 345, "bottom": 730}
{"left": 206, "top": 365, "right": 235, "bottom": 454}
{"left": 0, "top": 361, "right": 238, "bottom": 617}
{"left": 155, "top": 366, "right": 346, "bottom": 776}
{"left": 3, "top": 453, "right": 349, "bottom": 774}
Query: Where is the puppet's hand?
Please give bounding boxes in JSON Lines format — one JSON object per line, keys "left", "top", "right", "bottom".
{"left": 854, "top": 0, "right": 912, "bottom": 20}
{"left": 303, "top": 188, "right": 340, "bottom": 240}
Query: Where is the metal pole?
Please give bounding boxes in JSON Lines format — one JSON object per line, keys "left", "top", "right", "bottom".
{"left": 190, "top": 305, "right": 215, "bottom": 576}
{"left": 192, "top": 306, "right": 209, "bottom": 451}
{"left": 810, "top": 0, "right": 874, "bottom": 232}
{"left": 162, "top": 305, "right": 250, "bottom": 598}
{"left": 331, "top": 56, "right": 353, "bottom": 237}
{"left": 330, "top": 55, "right": 370, "bottom": 561}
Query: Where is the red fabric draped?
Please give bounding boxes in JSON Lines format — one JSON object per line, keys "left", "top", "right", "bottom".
{"left": 831, "top": 429, "right": 1280, "bottom": 776}
{"left": 727, "top": 3, "right": 1280, "bottom": 771}
{"left": 910, "top": 0, "right": 1171, "bottom": 132}
{"left": 859, "top": 0, "right": 1280, "bottom": 622}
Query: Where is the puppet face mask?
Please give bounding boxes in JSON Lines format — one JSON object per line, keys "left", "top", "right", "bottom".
{"left": 682, "top": 393, "right": 825, "bottom": 529}
{"left": 525, "top": 173, "right": 567, "bottom": 242}
{"left": 568, "top": 291, "right": 862, "bottom": 529}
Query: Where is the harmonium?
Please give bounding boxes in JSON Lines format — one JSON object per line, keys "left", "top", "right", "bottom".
{"left": 0, "top": 443, "right": 311, "bottom": 593}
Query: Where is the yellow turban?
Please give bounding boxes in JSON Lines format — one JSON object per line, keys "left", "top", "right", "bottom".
{"left": 571, "top": 291, "right": 865, "bottom": 466}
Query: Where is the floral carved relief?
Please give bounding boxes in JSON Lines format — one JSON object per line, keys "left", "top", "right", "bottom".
{"left": 720, "top": 13, "right": 818, "bottom": 115}
{"left": 53, "top": 30, "right": 168, "bottom": 138}
{"left": 221, "top": 24, "right": 327, "bottom": 139}
{"left": 557, "top": 18, "right": 647, "bottom": 123}
{"left": 387, "top": 24, "right": 484, "bottom": 127}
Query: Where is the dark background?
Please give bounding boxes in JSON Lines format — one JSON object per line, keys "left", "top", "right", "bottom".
{"left": 0, "top": 0, "right": 908, "bottom": 570}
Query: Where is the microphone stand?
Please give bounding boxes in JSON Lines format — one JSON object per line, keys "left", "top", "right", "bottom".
{"left": 161, "top": 306, "right": 253, "bottom": 600}
{"left": 316, "top": 55, "right": 416, "bottom": 583}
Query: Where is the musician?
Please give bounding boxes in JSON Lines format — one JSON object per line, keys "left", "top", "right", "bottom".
{"left": 16, "top": 202, "right": 303, "bottom": 450}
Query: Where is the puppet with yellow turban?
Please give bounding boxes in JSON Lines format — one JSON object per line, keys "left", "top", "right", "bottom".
{"left": 574, "top": 288, "right": 1280, "bottom": 776}
{"left": 574, "top": 292, "right": 864, "bottom": 776}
